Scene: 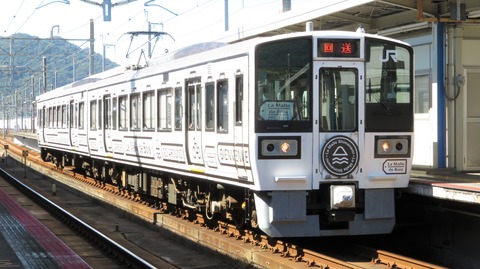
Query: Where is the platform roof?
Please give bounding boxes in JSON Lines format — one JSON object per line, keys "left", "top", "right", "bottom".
{"left": 228, "top": 0, "right": 480, "bottom": 42}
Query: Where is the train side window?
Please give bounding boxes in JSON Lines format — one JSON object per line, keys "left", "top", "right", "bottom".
{"left": 98, "top": 100, "right": 102, "bottom": 130}
{"left": 158, "top": 88, "right": 172, "bottom": 131}
{"left": 62, "top": 105, "right": 67, "bottom": 129}
{"left": 205, "top": 82, "right": 215, "bottom": 131}
{"left": 104, "top": 96, "right": 111, "bottom": 129}
{"left": 69, "top": 102, "right": 74, "bottom": 128}
{"left": 51, "top": 107, "right": 55, "bottom": 128}
{"left": 130, "top": 93, "right": 141, "bottom": 130}
{"left": 143, "top": 90, "right": 155, "bottom": 131}
{"left": 119, "top": 95, "right": 127, "bottom": 130}
{"left": 174, "top": 86, "right": 182, "bottom": 130}
{"left": 90, "top": 100, "right": 97, "bottom": 130}
{"left": 112, "top": 97, "right": 117, "bottom": 130}
{"left": 78, "top": 102, "right": 85, "bottom": 129}
{"left": 217, "top": 80, "right": 228, "bottom": 133}
{"left": 74, "top": 102, "right": 78, "bottom": 129}
{"left": 57, "top": 106, "right": 61, "bottom": 129}
{"left": 38, "top": 108, "right": 43, "bottom": 129}
{"left": 187, "top": 81, "right": 201, "bottom": 131}
{"left": 235, "top": 74, "right": 243, "bottom": 126}
{"left": 54, "top": 106, "right": 59, "bottom": 128}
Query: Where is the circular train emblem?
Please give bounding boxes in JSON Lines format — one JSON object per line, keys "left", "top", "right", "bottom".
{"left": 321, "top": 136, "right": 359, "bottom": 177}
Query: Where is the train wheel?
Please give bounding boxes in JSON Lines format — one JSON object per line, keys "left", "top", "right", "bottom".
{"left": 232, "top": 208, "right": 246, "bottom": 228}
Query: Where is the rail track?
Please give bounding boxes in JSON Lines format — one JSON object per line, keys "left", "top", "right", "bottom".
{"left": 1, "top": 136, "right": 449, "bottom": 269}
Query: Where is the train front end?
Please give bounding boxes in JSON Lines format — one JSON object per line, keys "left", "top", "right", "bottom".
{"left": 251, "top": 31, "right": 414, "bottom": 237}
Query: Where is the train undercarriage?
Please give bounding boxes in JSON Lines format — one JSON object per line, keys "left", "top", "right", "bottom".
{"left": 41, "top": 149, "right": 258, "bottom": 230}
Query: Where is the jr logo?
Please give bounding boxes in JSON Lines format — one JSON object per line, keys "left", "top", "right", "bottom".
{"left": 379, "top": 50, "right": 398, "bottom": 62}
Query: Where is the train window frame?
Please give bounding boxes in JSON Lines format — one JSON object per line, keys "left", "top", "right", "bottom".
{"left": 98, "top": 100, "right": 102, "bottom": 131}
{"left": 78, "top": 101, "right": 85, "bottom": 129}
{"left": 365, "top": 38, "right": 414, "bottom": 132}
{"left": 104, "top": 95, "right": 112, "bottom": 130}
{"left": 174, "top": 86, "right": 182, "bottom": 131}
{"left": 319, "top": 68, "right": 358, "bottom": 132}
{"left": 157, "top": 88, "right": 172, "bottom": 132}
{"left": 217, "top": 79, "right": 228, "bottom": 133}
{"left": 254, "top": 36, "right": 313, "bottom": 133}
{"left": 130, "top": 93, "right": 141, "bottom": 131}
{"left": 187, "top": 79, "right": 202, "bottom": 131}
{"left": 62, "top": 105, "right": 67, "bottom": 129}
{"left": 55, "top": 106, "right": 59, "bottom": 128}
{"left": 90, "top": 100, "right": 97, "bottom": 131}
{"left": 69, "top": 102, "right": 74, "bottom": 128}
{"left": 235, "top": 74, "right": 243, "bottom": 126}
{"left": 143, "top": 90, "right": 155, "bottom": 131}
{"left": 118, "top": 95, "right": 128, "bottom": 131}
{"left": 205, "top": 82, "right": 215, "bottom": 132}
{"left": 38, "top": 108, "right": 44, "bottom": 129}
{"left": 112, "top": 97, "right": 117, "bottom": 130}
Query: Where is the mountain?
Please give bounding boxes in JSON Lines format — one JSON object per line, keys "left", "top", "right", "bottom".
{"left": 0, "top": 33, "right": 118, "bottom": 101}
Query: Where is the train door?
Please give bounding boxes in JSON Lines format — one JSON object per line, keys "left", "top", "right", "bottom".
{"left": 314, "top": 62, "right": 364, "bottom": 181}
{"left": 186, "top": 78, "right": 205, "bottom": 166}
{"left": 103, "top": 95, "right": 113, "bottom": 152}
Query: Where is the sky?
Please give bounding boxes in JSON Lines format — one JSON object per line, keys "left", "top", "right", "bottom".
{"left": 0, "top": 0, "right": 318, "bottom": 66}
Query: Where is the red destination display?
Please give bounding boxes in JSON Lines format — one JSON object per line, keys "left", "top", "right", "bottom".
{"left": 317, "top": 39, "right": 360, "bottom": 58}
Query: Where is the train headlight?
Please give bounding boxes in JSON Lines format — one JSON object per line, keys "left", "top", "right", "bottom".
{"left": 381, "top": 141, "right": 391, "bottom": 152}
{"left": 259, "top": 137, "right": 300, "bottom": 159}
{"left": 375, "top": 136, "right": 410, "bottom": 157}
{"left": 280, "top": 142, "right": 291, "bottom": 153}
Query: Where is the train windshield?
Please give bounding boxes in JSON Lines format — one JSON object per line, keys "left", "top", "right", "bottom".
{"left": 255, "top": 37, "right": 312, "bottom": 133}
{"left": 365, "top": 38, "right": 413, "bottom": 132}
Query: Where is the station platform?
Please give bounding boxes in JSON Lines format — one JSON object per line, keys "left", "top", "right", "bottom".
{"left": 0, "top": 184, "right": 91, "bottom": 268}
{"left": 408, "top": 169, "right": 480, "bottom": 204}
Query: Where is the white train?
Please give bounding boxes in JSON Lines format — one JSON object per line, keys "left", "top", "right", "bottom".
{"left": 37, "top": 28, "right": 414, "bottom": 237}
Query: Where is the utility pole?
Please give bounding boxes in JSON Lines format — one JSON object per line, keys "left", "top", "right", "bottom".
{"left": 31, "top": 76, "right": 35, "bottom": 133}
{"left": 90, "top": 19, "right": 95, "bottom": 76}
{"left": 42, "top": 57, "right": 47, "bottom": 93}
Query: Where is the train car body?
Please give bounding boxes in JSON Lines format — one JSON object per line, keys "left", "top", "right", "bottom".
{"left": 37, "top": 29, "right": 414, "bottom": 237}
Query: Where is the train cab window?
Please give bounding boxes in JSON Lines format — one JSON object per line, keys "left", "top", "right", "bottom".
{"left": 235, "top": 75, "right": 243, "bottom": 126}
{"left": 78, "top": 102, "right": 85, "bottom": 129}
{"left": 365, "top": 39, "right": 413, "bottom": 132}
{"left": 319, "top": 68, "right": 357, "bottom": 132}
{"left": 205, "top": 82, "right": 215, "bottom": 131}
{"left": 217, "top": 80, "right": 228, "bottom": 133}
{"left": 119, "top": 95, "right": 127, "bottom": 130}
{"left": 130, "top": 93, "right": 141, "bottom": 130}
{"left": 90, "top": 100, "right": 97, "bottom": 130}
{"left": 174, "top": 87, "right": 182, "bottom": 130}
{"left": 112, "top": 97, "right": 117, "bottom": 130}
{"left": 158, "top": 88, "right": 172, "bottom": 131}
{"left": 143, "top": 91, "right": 155, "bottom": 131}
{"left": 255, "top": 37, "right": 312, "bottom": 133}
